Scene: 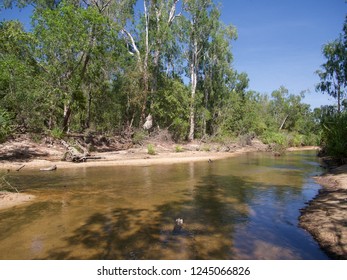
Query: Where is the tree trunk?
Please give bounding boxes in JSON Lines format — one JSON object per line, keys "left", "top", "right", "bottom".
{"left": 63, "top": 103, "right": 72, "bottom": 132}
{"left": 188, "top": 37, "right": 198, "bottom": 141}
{"left": 85, "top": 89, "right": 92, "bottom": 129}
{"left": 337, "top": 86, "right": 341, "bottom": 113}
{"left": 279, "top": 115, "right": 289, "bottom": 131}
{"left": 140, "top": 0, "right": 150, "bottom": 126}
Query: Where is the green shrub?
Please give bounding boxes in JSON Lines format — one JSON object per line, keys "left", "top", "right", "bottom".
{"left": 302, "top": 133, "right": 320, "bottom": 146}
{"left": 238, "top": 133, "right": 255, "bottom": 147}
{"left": 30, "top": 133, "right": 42, "bottom": 143}
{"left": 261, "top": 131, "right": 289, "bottom": 155}
{"left": 175, "top": 145, "right": 184, "bottom": 153}
{"left": 287, "top": 132, "right": 303, "bottom": 147}
{"left": 321, "top": 113, "right": 347, "bottom": 158}
{"left": 147, "top": 144, "right": 156, "bottom": 155}
{"left": 0, "top": 109, "right": 12, "bottom": 143}
{"left": 132, "top": 130, "right": 147, "bottom": 145}
{"left": 261, "top": 131, "right": 288, "bottom": 147}
{"left": 50, "top": 127, "right": 64, "bottom": 139}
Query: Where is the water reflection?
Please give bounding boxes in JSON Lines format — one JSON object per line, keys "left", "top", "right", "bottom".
{"left": 0, "top": 151, "right": 329, "bottom": 259}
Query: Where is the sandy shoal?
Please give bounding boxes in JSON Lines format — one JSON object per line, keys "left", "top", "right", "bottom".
{"left": 299, "top": 164, "right": 347, "bottom": 259}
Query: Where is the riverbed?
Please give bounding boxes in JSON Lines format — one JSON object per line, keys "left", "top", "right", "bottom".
{"left": 0, "top": 151, "right": 329, "bottom": 259}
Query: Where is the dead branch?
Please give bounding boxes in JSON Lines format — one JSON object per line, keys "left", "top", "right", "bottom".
{"left": 16, "top": 165, "right": 25, "bottom": 172}
{"left": 1, "top": 174, "right": 19, "bottom": 193}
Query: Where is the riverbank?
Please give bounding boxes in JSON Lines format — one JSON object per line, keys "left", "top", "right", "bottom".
{"left": 1, "top": 136, "right": 271, "bottom": 210}
{"left": 299, "top": 164, "right": 347, "bottom": 259}
{"left": 0, "top": 137, "right": 269, "bottom": 171}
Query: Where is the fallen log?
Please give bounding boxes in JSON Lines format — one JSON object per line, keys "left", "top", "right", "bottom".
{"left": 61, "top": 140, "right": 87, "bottom": 162}
{"left": 61, "top": 140, "right": 101, "bottom": 162}
{"left": 40, "top": 165, "right": 57, "bottom": 171}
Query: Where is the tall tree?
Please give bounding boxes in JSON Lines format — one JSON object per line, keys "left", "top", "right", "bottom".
{"left": 316, "top": 16, "right": 347, "bottom": 114}
{"left": 32, "top": 1, "right": 115, "bottom": 131}
{"left": 183, "top": 0, "right": 214, "bottom": 141}
{"left": 316, "top": 39, "right": 346, "bottom": 113}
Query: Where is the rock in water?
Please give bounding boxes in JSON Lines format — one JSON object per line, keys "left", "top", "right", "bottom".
{"left": 172, "top": 218, "right": 183, "bottom": 234}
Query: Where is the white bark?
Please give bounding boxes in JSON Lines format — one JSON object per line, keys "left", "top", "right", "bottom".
{"left": 122, "top": 29, "right": 141, "bottom": 65}
{"left": 143, "top": 114, "right": 153, "bottom": 130}
{"left": 188, "top": 36, "right": 198, "bottom": 141}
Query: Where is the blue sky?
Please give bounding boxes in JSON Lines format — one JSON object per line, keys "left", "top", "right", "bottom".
{"left": 220, "top": 0, "right": 346, "bottom": 108}
{"left": 1, "top": 0, "right": 346, "bottom": 109}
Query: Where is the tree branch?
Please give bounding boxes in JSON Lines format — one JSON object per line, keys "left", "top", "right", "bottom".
{"left": 121, "top": 28, "right": 141, "bottom": 63}
{"left": 168, "top": 0, "right": 180, "bottom": 25}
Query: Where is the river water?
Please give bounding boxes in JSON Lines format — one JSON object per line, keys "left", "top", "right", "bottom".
{"left": 0, "top": 150, "right": 329, "bottom": 259}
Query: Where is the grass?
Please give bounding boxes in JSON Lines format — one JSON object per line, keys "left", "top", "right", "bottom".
{"left": 147, "top": 144, "right": 156, "bottom": 155}
{"left": 174, "top": 145, "right": 184, "bottom": 153}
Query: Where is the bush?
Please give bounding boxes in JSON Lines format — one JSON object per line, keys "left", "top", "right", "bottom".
{"left": 321, "top": 112, "right": 347, "bottom": 159}
{"left": 302, "top": 133, "right": 321, "bottom": 146}
{"left": 50, "top": 127, "right": 64, "bottom": 139}
{"left": 0, "top": 109, "right": 12, "bottom": 143}
{"left": 238, "top": 133, "right": 255, "bottom": 147}
{"left": 175, "top": 145, "right": 184, "bottom": 153}
{"left": 287, "top": 132, "right": 303, "bottom": 147}
{"left": 147, "top": 144, "right": 156, "bottom": 155}
{"left": 261, "top": 131, "right": 288, "bottom": 147}
{"left": 132, "top": 130, "right": 148, "bottom": 145}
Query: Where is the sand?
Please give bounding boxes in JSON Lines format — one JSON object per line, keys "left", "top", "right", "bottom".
{"left": 299, "top": 164, "right": 347, "bottom": 259}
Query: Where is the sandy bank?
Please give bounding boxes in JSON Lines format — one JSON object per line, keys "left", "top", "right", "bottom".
{"left": 0, "top": 140, "right": 319, "bottom": 214}
{"left": 0, "top": 192, "right": 35, "bottom": 210}
{"left": 300, "top": 164, "right": 347, "bottom": 259}
{"left": 0, "top": 139, "right": 269, "bottom": 210}
{"left": 0, "top": 148, "right": 253, "bottom": 171}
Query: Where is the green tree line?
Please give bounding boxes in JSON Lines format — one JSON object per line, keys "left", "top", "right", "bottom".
{"left": 0, "top": 0, "right": 345, "bottom": 157}
{"left": 315, "top": 14, "right": 347, "bottom": 159}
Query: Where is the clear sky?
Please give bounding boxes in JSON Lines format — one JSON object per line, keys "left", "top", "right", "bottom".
{"left": 219, "top": 0, "right": 346, "bottom": 108}
{"left": 1, "top": 0, "right": 346, "bottom": 109}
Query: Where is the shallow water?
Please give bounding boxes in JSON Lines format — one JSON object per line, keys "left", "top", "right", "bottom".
{"left": 0, "top": 151, "right": 329, "bottom": 259}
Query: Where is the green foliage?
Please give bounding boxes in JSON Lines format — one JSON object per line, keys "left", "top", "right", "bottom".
{"left": 132, "top": 130, "right": 147, "bottom": 145}
{"left": 174, "top": 145, "right": 184, "bottom": 153}
{"left": 316, "top": 39, "right": 346, "bottom": 113}
{"left": 321, "top": 112, "right": 347, "bottom": 158}
{"left": 152, "top": 79, "right": 190, "bottom": 140}
{"left": 287, "top": 132, "right": 304, "bottom": 147}
{"left": 50, "top": 127, "right": 64, "bottom": 140}
{"left": 0, "top": 108, "right": 12, "bottom": 142}
{"left": 0, "top": 2, "right": 327, "bottom": 151}
{"left": 238, "top": 133, "right": 255, "bottom": 147}
{"left": 261, "top": 131, "right": 288, "bottom": 147}
{"left": 302, "top": 133, "right": 321, "bottom": 146}
{"left": 147, "top": 144, "right": 156, "bottom": 155}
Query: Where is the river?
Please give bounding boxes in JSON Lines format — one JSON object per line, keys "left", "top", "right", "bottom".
{"left": 0, "top": 150, "right": 329, "bottom": 259}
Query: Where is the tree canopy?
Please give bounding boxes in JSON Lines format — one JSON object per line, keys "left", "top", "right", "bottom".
{"left": 0, "top": 0, "right": 333, "bottom": 151}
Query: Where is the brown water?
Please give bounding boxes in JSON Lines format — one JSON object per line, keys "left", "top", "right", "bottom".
{"left": 0, "top": 151, "right": 329, "bottom": 259}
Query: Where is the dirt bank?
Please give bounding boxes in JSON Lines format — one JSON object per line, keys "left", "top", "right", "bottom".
{"left": 299, "top": 164, "right": 347, "bottom": 259}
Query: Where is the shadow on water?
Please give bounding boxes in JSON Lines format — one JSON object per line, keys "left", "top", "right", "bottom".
{"left": 40, "top": 174, "right": 256, "bottom": 260}
{"left": 41, "top": 173, "right": 328, "bottom": 260}
{"left": 0, "top": 151, "right": 330, "bottom": 260}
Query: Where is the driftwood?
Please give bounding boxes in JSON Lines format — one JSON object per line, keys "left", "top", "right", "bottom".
{"left": 40, "top": 165, "right": 57, "bottom": 171}
{"left": 61, "top": 140, "right": 102, "bottom": 162}
{"left": 16, "top": 165, "right": 25, "bottom": 172}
